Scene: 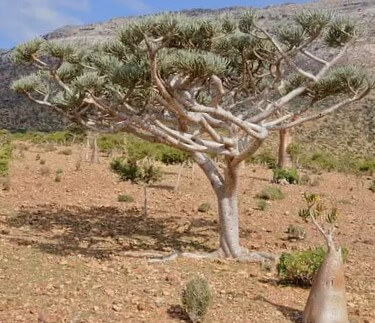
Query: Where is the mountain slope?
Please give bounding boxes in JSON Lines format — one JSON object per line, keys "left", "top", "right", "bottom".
{"left": 0, "top": 0, "right": 374, "bottom": 155}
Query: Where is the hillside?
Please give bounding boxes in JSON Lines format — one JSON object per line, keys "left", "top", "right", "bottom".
{"left": 0, "top": 0, "right": 374, "bottom": 156}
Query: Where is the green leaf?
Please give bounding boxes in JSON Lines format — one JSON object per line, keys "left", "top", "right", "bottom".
{"left": 238, "top": 10, "right": 256, "bottom": 34}
{"left": 325, "top": 18, "right": 356, "bottom": 47}
{"left": 295, "top": 10, "right": 332, "bottom": 36}
{"left": 11, "top": 73, "right": 47, "bottom": 94}
{"left": 12, "top": 38, "right": 44, "bottom": 63}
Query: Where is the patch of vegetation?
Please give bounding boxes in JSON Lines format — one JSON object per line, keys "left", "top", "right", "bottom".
{"left": 117, "top": 194, "right": 135, "bottom": 203}
{"left": 256, "top": 200, "right": 268, "bottom": 211}
{"left": 198, "top": 203, "right": 211, "bottom": 213}
{"left": 277, "top": 247, "right": 349, "bottom": 286}
{"left": 11, "top": 130, "right": 82, "bottom": 146}
{"left": 0, "top": 132, "right": 13, "bottom": 177}
{"left": 181, "top": 277, "right": 212, "bottom": 323}
{"left": 247, "top": 150, "right": 277, "bottom": 169}
{"left": 256, "top": 186, "right": 285, "bottom": 200}
{"left": 55, "top": 169, "right": 63, "bottom": 182}
{"left": 273, "top": 168, "right": 299, "bottom": 184}
{"left": 97, "top": 133, "right": 126, "bottom": 153}
{"left": 110, "top": 158, "right": 162, "bottom": 184}
{"left": 159, "top": 146, "right": 189, "bottom": 165}
{"left": 288, "top": 142, "right": 375, "bottom": 175}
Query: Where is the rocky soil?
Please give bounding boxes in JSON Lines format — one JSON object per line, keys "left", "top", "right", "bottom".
{"left": 0, "top": 143, "right": 374, "bottom": 322}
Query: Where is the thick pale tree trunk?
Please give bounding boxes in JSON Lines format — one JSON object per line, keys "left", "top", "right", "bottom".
{"left": 278, "top": 128, "right": 293, "bottom": 169}
{"left": 303, "top": 246, "right": 349, "bottom": 323}
{"left": 190, "top": 153, "right": 275, "bottom": 261}
{"left": 216, "top": 162, "right": 243, "bottom": 257}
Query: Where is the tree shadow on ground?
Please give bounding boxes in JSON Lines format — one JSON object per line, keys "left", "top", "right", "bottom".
{"left": 256, "top": 296, "right": 303, "bottom": 323}
{"left": 5, "top": 204, "right": 218, "bottom": 259}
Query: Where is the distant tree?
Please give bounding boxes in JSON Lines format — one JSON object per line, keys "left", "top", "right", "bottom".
{"left": 111, "top": 157, "right": 162, "bottom": 217}
{"left": 11, "top": 10, "right": 374, "bottom": 261}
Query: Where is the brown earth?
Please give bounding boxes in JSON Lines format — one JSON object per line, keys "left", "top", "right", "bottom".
{"left": 0, "top": 143, "right": 374, "bottom": 323}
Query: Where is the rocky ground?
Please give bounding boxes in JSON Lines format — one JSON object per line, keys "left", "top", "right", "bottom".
{"left": 0, "top": 143, "right": 374, "bottom": 322}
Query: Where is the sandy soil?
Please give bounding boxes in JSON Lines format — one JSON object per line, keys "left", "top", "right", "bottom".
{"left": 0, "top": 143, "right": 374, "bottom": 323}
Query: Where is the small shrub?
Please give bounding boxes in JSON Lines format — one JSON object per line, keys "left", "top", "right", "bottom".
{"left": 110, "top": 158, "right": 162, "bottom": 184}
{"left": 273, "top": 168, "right": 299, "bottom": 184}
{"left": 181, "top": 277, "right": 212, "bottom": 323}
{"left": 358, "top": 159, "right": 375, "bottom": 174}
{"left": 277, "top": 247, "right": 349, "bottom": 286}
{"left": 256, "top": 186, "right": 284, "bottom": 200}
{"left": 58, "top": 148, "right": 73, "bottom": 156}
{"left": 369, "top": 180, "right": 375, "bottom": 193}
{"left": 159, "top": 146, "right": 189, "bottom": 165}
{"left": 286, "top": 224, "right": 306, "bottom": 241}
{"left": 198, "top": 203, "right": 211, "bottom": 213}
{"left": 40, "top": 166, "right": 51, "bottom": 176}
{"left": 54, "top": 169, "right": 63, "bottom": 182}
{"left": 111, "top": 158, "right": 141, "bottom": 182}
{"left": 117, "top": 194, "right": 134, "bottom": 203}
{"left": 256, "top": 200, "right": 268, "bottom": 211}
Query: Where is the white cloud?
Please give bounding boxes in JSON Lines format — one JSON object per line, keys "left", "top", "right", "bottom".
{"left": 0, "top": 0, "right": 90, "bottom": 47}
{"left": 112, "top": 0, "right": 151, "bottom": 13}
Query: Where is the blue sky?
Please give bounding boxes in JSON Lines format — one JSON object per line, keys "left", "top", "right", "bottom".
{"left": 0, "top": 0, "right": 311, "bottom": 49}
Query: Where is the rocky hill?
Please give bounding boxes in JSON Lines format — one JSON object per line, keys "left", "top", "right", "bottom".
{"left": 0, "top": 0, "right": 374, "bottom": 156}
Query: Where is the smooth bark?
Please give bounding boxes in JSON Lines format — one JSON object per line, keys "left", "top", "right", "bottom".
{"left": 278, "top": 128, "right": 293, "bottom": 169}
{"left": 303, "top": 246, "right": 349, "bottom": 323}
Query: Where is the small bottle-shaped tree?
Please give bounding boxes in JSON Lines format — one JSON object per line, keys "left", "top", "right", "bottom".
{"left": 299, "top": 193, "right": 349, "bottom": 323}
{"left": 111, "top": 157, "right": 162, "bottom": 217}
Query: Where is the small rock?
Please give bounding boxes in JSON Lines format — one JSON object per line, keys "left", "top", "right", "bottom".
{"left": 112, "top": 304, "right": 122, "bottom": 312}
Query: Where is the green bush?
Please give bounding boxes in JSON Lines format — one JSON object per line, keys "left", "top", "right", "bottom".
{"left": 198, "top": 203, "right": 211, "bottom": 213}
{"left": 158, "top": 146, "right": 189, "bottom": 165}
{"left": 358, "top": 159, "right": 375, "bottom": 174}
{"left": 277, "top": 247, "right": 349, "bottom": 286}
{"left": 181, "top": 277, "right": 212, "bottom": 323}
{"left": 111, "top": 158, "right": 141, "bottom": 182}
{"left": 117, "top": 194, "right": 134, "bottom": 203}
{"left": 110, "top": 158, "right": 162, "bottom": 184}
{"left": 273, "top": 168, "right": 299, "bottom": 184}
{"left": 97, "top": 133, "right": 126, "bottom": 153}
{"left": 256, "top": 186, "right": 284, "bottom": 200}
